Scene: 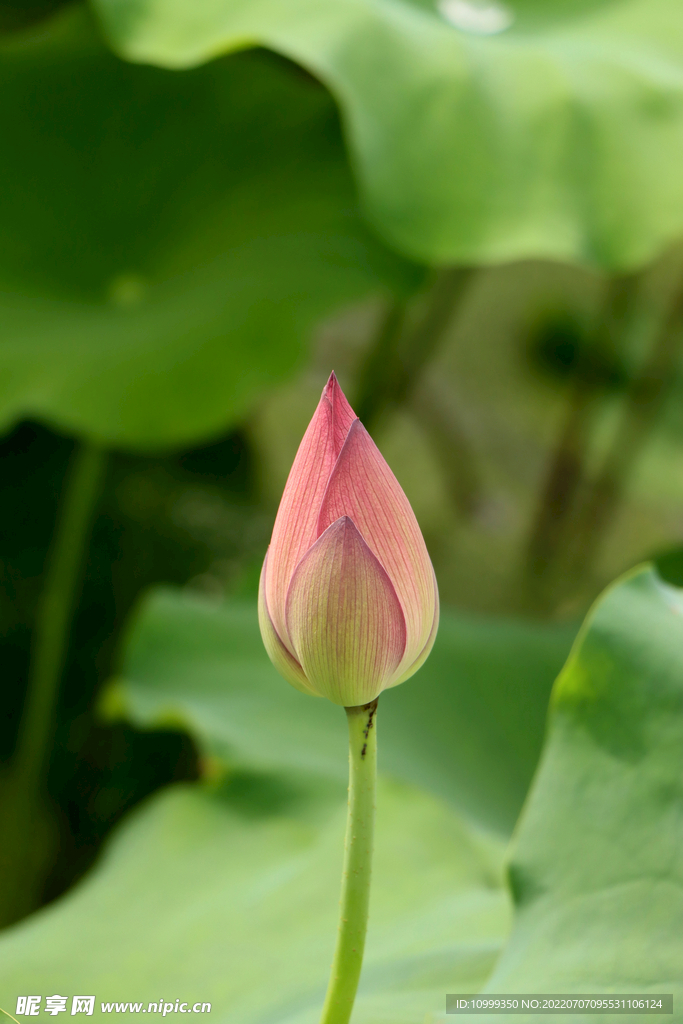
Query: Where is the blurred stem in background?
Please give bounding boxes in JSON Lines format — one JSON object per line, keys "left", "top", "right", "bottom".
{"left": 525, "top": 265, "right": 683, "bottom": 612}
{"left": 523, "top": 273, "right": 640, "bottom": 611}
{"left": 0, "top": 441, "right": 106, "bottom": 927}
{"left": 410, "top": 370, "right": 482, "bottom": 519}
{"left": 354, "top": 267, "right": 482, "bottom": 517}
{"left": 564, "top": 272, "right": 683, "bottom": 585}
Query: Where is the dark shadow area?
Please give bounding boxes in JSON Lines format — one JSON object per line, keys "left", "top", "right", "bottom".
{"left": 0, "top": 418, "right": 266, "bottom": 909}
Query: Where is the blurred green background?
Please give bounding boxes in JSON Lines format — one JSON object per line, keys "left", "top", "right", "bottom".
{"left": 2, "top": 0, "right": 683, "bottom": 1019}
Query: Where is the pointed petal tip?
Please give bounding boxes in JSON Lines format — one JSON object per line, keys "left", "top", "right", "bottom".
{"left": 264, "top": 384, "right": 342, "bottom": 645}
{"left": 322, "top": 370, "right": 353, "bottom": 407}
{"left": 321, "top": 372, "right": 357, "bottom": 455}
{"left": 322, "top": 372, "right": 338, "bottom": 404}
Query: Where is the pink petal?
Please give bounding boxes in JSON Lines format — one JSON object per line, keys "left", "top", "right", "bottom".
{"left": 258, "top": 550, "right": 319, "bottom": 696}
{"left": 265, "top": 373, "right": 356, "bottom": 651}
{"left": 317, "top": 420, "right": 438, "bottom": 678}
{"left": 285, "top": 516, "right": 406, "bottom": 707}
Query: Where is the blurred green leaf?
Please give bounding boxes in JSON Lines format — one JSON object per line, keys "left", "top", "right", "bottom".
{"left": 0, "top": 777, "right": 510, "bottom": 1022}
{"left": 104, "top": 587, "right": 575, "bottom": 833}
{"left": 0, "top": 6, "right": 417, "bottom": 449}
{"left": 95, "top": 0, "right": 683, "bottom": 270}
{"left": 474, "top": 566, "right": 683, "bottom": 1015}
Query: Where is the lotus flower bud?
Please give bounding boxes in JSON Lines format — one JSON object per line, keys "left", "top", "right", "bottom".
{"left": 258, "top": 373, "right": 439, "bottom": 707}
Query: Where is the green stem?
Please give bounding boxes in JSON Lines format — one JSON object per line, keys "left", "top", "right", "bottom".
{"left": 16, "top": 441, "right": 106, "bottom": 791}
{"left": 319, "top": 699, "right": 378, "bottom": 1024}
{"left": 0, "top": 440, "right": 106, "bottom": 927}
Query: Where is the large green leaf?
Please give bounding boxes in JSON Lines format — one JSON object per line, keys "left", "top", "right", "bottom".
{"left": 2, "top": 567, "right": 679, "bottom": 1020}
{"left": 104, "top": 587, "right": 575, "bottom": 833}
{"left": 0, "top": 6, "right": 416, "bottom": 449}
{"left": 474, "top": 566, "right": 683, "bottom": 1017}
{"left": 0, "top": 777, "right": 510, "bottom": 1023}
{"left": 94, "top": 0, "right": 683, "bottom": 270}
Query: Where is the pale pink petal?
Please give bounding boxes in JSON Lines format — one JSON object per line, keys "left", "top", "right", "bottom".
{"left": 387, "top": 567, "right": 440, "bottom": 687}
{"left": 258, "top": 550, "right": 319, "bottom": 697}
{"left": 265, "top": 373, "right": 356, "bottom": 651}
{"left": 285, "top": 516, "right": 406, "bottom": 707}
{"left": 317, "top": 420, "right": 438, "bottom": 678}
